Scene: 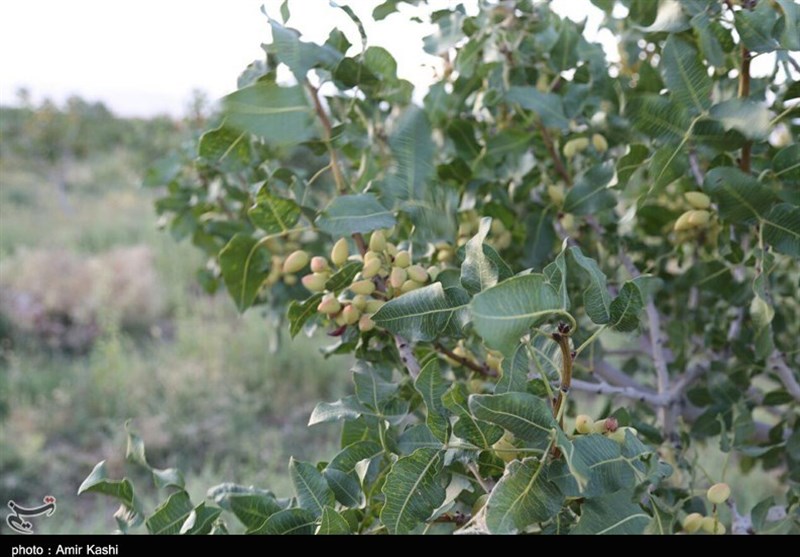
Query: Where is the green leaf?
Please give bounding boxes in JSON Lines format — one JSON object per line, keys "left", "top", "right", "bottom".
{"left": 179, "top": 503, "right": 223, "bottom": 535}
{"left": 704, "top": 167, "right": 778, "bottom": 223}
{"left": 774, "top": 145, "right": 800, "bottom": 185}
{"left": 353, "top": 361, "right": 398, "bottom": 410}
{"left": 506, "top": 87, "right": 569, "bottom": 130}
{"left": 289, "top": 458, "right": 335, "bottom": 518}
{"left": 660, "top": 35, "right": 711, "bottom": 113}
{"left": 563, "top": 164, "right": 616, "bottom": 216}
{"left": 414, "top": 359, "right": 451, "bottom": 443}
{"left": 325, "top": 261, "right": 362, "bottom": 293}
{"left": 616, "top": 144, "right": 649, "bottom": 188}
{"left": 372, "top": 283, "right": 470, "bottom": 342}
{"left": 316, "top": 507, "right": 351, "bottom": 534}
{"left": 146, "top": 490, "right": 193, "bottom": 535}
{"left": 763, "top": 203, "right": 800, "bottom": 257}
{"left": 469, "top": 393, "right": 556, "bottom": 449}
{"left": 495, "top": 343, "right": 530, "bottom": 394}
{"left": 776, "top": 0, "right": 800, "bottom": 51}
{"left": 397, "top": 425, "right": 445, "bottom": 454}
{"left": 219, "top": 234, "right": 271, "bottom": 312}
{"left": 198, "top": 124, "right": 249, "bottom": 166}
{"left": 316, "top": 194, "right": 396, "bottom": 237}
{"left": 78, "top": 461, "right": 142, "bottom": 532}
{"left": 287, "top": 293, "right": 323, "bottom": 338}
{"left": 446, "top": 120, "right": 481, "bottom": 160}
{"left": 442, "top": 384, "right": 504, "bottom": 449}
{"left": 648, "top": 143, "right": 688, "bottom": 192}
{"left": 269, "top": 20, "right": 342, "bottom": 81}
{"left": 567, "top": 247, "right": 611, "bottom": 325}
{"left": 627, "top": 95, "right": 689, "bottom": 143}
{"left": 751, "top": 275, "right": 775, "bottom": 361}
{"left": 309, "top": 395, "right": 367, "bottom": 425}
{"left": 384, "top": 106, "right": 434, "bottom": 202}
{"left": 484, "top": 458, "right": 564, "bottom": 534}
{"left": 710, "top": 99, "right": 772, "bottom": 140}
{"left": 570, "top": 492, "right": 650, "bottom": 534}
{"left": 691, "top": 13, "right": 725, "bottom": 68}
{"left": 227, "top": 493, "right": 283, "bottom": 532}
{"left": 255, "top": 508, "right": 317, "bottom": 535}
{"left": 735, "top": 2, "right": 781, "bottom": 53}
{"left": 380, "top": 448, "right": 445, "bottom": 534}
{"left": 638, "top": 0, "right": 690, "bottom": 33}
{"left": 524, "top": 206, "right": 557, "bottom": 269}
{"left": 470, "top": 274, "right": 570, "bottom": 354}
{"left": 125, "top": 426, "right": 185, "bottom": 490}
{"left": 325, "top": 440, "right": 383, "bottom": 508}
{"left": 609, "top": 276, "right": 659, "bottom": 333}
{"left": 549, "top": 22, "right": 580, "bottom": 72}
{"left": 461, "top": 217, "right": 500, "bottom": 294}
{"left": 247, "top": 185, "right": 301, "bottom": 234}
{"left": 223, "top": 83, "right": 315, "bottom": 147}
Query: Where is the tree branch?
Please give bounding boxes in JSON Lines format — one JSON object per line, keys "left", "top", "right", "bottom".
{"left": 434, "top": 342, "right": 497, "bottom": 377}
{"left": 306, "top": 82, "right": 348, "bottom": 194}
{"left": 770, "top": 351, "right": 800, "bottom": 402}
{"left": 537, "top": 122, "right": 572, "bottom": 187}
{"left": 645, "top": 300, "right": 673, "bottom": 434}
{"left": 738, "top": 44, "right": 752, "bottom": 173}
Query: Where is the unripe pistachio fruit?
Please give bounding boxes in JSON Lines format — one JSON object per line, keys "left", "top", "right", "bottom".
{"left": 687, "top": 209, "right": 711, "bottom": 227}
{"left": 331, "top": 238, "right": 349, "bottom": 267}
{"left": 302, "top": 273, "right": 328, "bottom": 292}
{"left": 674, "top": 211, "right": 695, "bottom": 232}
{"left": 362, "top": 257, "right": 382, "bottom": 279}
{"left": 682, "top": 513, "right": 704, "bottom": 533}
{"left": 389, "top": 266, "right": 407, "bottom": 289}
{"left": 394, "top": 250, "right": 411, "bottom": 268}
{"left": 701, "top": 516, "right": 725, "bottom": 535}
{"left": 283, "top": 250, "right": 309, "bottom": 274}
{"left": 358, "top": 314, "right": 375, "bottom": 332}
{"left": 706, "top": 483, "right": 731, "bottom": 505}
{"left": 342, "top": 304, "right": 361, "bottom": 325}
{"left": 310, "top": 256, "right": 329, "bottom": 273}
{"left": 283, "top": 273, "right": 297, "bottom": 286}
{"left": 575, "top": 414, "right": 593, "bottom": 434}
{"left": 492, "top": 433, "right": 518, "bottom": 464}
{"left": 365, "top": 300, "right": 385, "bottom": 314}
{"left": 350, "top": 279, "right": 376, "bottom": 296}
{"left": 592, "top": 416, "right": 618, "bottom": 434}
{"left": 472, "top": 494, "right": 490, "bottom": 517}
{"left": 548, "top": 184, "right": 566, "bottom": 205}
{"left": 563, "top": 137, "right": 590, "bottom": 158}
{"left": 401, "top": 279, "right": 423, "bottom": 294}
{"left": 406, "top": 265, "right": 428, "bottom": 283}
{"left": 684, "top": 191, "right": 711, "bottom": 210}
{"left": 317, "top": 294, "right": 341, "bottom": 315}
{"left": 369, "top": 230, "right": 387, "bottom": 252}
{"left": 592, "top": 133, "right": 608, "bottom": 153}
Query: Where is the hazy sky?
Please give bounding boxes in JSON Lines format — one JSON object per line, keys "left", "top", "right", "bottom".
{"left": 0, "top": 0, "right": 608, "bottom": 117}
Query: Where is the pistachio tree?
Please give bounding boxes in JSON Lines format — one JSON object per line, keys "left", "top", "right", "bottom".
{"left": 82, "top": 0, "right": 800, "bottom": 535}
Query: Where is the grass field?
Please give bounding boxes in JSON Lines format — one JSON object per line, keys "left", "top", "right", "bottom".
{"left": 0, "top": 144, "right": 351, "bottom": 533}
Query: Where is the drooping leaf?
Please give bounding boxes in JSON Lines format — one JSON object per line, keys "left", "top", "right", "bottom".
{"left": 414, "top": 359, "right": 451, "bottom": 443}
{"left": 316, "top": 507, "right": 351, "bottom": 535}
{"left": 484, "top": 458, "right": 563, "bottom": 534}
{"left": 380, "top": 448, "right": 446, "bottom": 534}
{"left": 660, "top": 35, "right": 711, "bottom": 113}
{"left": 763, "top": 203, "right": 800, "bottom": 257}
{"left": 608, "top": 276, "right": 659, "bottom": 333}
{"left": 219, "top": 234, "right": 271, "bottom": 312}
{"left": 470, "top": 274, "right": 569, "bottom": 354}
{"left": 289, "top": 458, "right": 336, "bottom": 518}
{"left": 247, "top": 185, "right": 301, "bottom": 235}
{"left": 506, "top": 87, "right": 569, "bottom": 130}
{"left": 469, "top": 393, "right": 556, "bottom": 449}
{"left": 638, "top": 0, "right": 690, "bottom": 33}
{"left": 563, "top": 164, "right": 616, "bottom": 216}
{"left": 146, "top": 490, "right": 194, "bottom": 535}
{"left": 179, "top": 503, "right": 223, "bottom": 535}
{"left": 223, "top": 83, "right": 315, "bottom": 147}
{"left": 566, "top": 247, "right": 611, "bottom": 325}
{"left": 78, "top": 461, "right": 142, "bottom": 532}
{"left": 704, "top": 167, "right": 778, "bottom": 223}
{"left": 570, "top": 492, "right": 650, "bottom": 535}
{"left": 372, "top": 283, "right": 470, "bottom": 342}
{"left": 316, "top": 194, "right": 396, "bottom": 237}
{"left": 710, "top": 99, "right": 772, "bottom": 140}
{"left": 383, "top": 106, "right": 435, "bottom": 203}
{"left": 461, "top": 217, "right": 500, "bottom": 294}
{"left": 268, "top": 19, "right": 342, "bottom": 81}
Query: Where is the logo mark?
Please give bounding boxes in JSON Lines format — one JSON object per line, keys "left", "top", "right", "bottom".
{"left": 6, "top": 496, "right": 57, "bottom": 534}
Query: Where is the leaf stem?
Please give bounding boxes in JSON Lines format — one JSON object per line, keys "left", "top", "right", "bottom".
{"left": 574, "top": 325, "right": 606, "bottom": 358}
{"left": 551, "top": 330, "right": 573, "bottom": 428}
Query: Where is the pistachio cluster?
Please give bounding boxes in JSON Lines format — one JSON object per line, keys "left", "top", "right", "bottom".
{"left": 562, "top": 133, "right": 608, "bottom": 158}
{"left": 573, "top": 414, "right": 637, "bottom": 443}
{"left": 681, "top": 482, "right": 731, "bottom": 535}
{"left": 292, "top": 230, "right": 443, "bottom": 332}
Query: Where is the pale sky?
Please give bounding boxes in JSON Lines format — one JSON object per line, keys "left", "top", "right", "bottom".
{"left": 0, "top": 1, "right": 609, "bottom": 117}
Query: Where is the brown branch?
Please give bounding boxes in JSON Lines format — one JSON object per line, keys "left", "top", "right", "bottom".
{"left": 434, "top": 343, "right": 497, "bottom": 377}
{"left": 306, "top": 82, "right": 348, "bottom": 194}
{"left": 738, "top": 45, "right": 752, "bottom": 173}
{"left": 537, "top": 122, "right": 572, "bottom": 187}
